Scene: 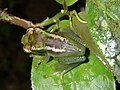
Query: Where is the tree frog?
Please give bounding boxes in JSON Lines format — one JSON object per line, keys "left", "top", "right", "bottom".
{"left": 22, "top": 27, "right": 86, "bottom": 73}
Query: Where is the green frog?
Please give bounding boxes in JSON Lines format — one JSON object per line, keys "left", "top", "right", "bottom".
{"left": 21, "top": 27, "right": 86, "bottom": 73}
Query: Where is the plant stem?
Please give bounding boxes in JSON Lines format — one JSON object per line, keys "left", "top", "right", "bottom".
{"left": 0, "top": 9, "right": 34, "bottom": 29}
{"left": 35, "top": 10, "right": 69, "bottom": 28}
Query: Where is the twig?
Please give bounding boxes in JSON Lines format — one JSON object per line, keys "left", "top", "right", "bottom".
{"left": 0, "top": 9, "right": 34, "bottom": 29}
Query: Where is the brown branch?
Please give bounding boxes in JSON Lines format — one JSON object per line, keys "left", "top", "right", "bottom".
{"left": 0, "top": 9, "right": 35, "bottom": 29}
{"left": 10, "top": 16, "right": 34, "bottom": 29}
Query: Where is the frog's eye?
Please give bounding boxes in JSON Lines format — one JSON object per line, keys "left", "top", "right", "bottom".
{"left": 21, "top": 34, "right": 30, "bottom": 45}
{"left": 22, "top": 28, "right": 35, "bottom": 45}
{"left": 21, "top": 34, "right": 32, "bottom": 53}
{"left": 28, "top": 34, "right": 34, "bottom": 43}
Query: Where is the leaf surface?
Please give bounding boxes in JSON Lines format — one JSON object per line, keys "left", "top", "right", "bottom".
{"left": 31, "top": 52, "right": 115, "bottom": 90}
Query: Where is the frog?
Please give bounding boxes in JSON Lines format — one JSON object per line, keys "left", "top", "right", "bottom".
{"left": 21, "top": 27, "right": 86, "bottom": 74}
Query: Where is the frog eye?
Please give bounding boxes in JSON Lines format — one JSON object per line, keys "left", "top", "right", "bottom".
{"left": 28, "top": 34, "right": 34, "bottom": 43}
{"left": 21, "top": 34, "right": 32, "bottom": 52}
{"left": 21, "top": 34, "right": 30, "bottom": 45}
{"left": 22, "top": 28, "right": 34, "bottom": 45}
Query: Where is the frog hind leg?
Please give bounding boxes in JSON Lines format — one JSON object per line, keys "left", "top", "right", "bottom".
{"left": 54, "top": 62, "right": 81, "bottom": 73}
{"left": 54, "top": 62, "right": 82, "bottom": 80}
{"left": 54, "top": 55, "right": 85, "bottom": 72}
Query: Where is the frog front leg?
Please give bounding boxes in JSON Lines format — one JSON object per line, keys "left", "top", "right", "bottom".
{"left": 29, "top": 53, "right": 51, "bottom": 68}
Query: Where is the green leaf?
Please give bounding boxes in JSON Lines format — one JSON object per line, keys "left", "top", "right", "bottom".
{"left": 55, "top": 0, "right": 78, "bottom": 6}
{"left": 47, "top": 20, "right": 70, "bottom": 32}
{"left": 31, "top": 52, "right": 115, "bottom": 90}
{"left": 86, "top": 0, "right": 120, "bottom": 83}
{"left": 72, "top": 11, "right": 106, "bottom": 66}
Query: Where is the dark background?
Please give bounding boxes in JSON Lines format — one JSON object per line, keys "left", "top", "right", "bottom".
{"left": 0, "top": 0, "right": 85, "bottom": 89}
{"left": 0, "top": 0, "right": 119, "bottom": 90}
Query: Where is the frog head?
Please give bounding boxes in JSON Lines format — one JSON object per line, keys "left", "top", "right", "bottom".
{"left": 21, "top": 28, "right": 45, "bottom": 53}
